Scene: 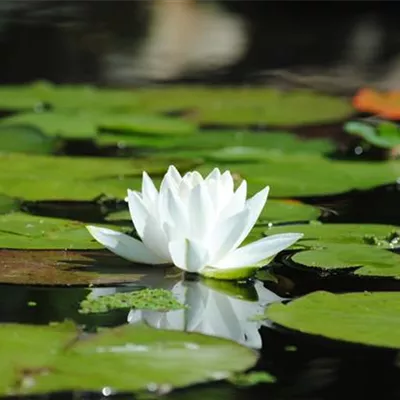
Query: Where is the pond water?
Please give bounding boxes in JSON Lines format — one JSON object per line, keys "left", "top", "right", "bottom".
{"left": 1, "top": 1, "right": 400, "bottom": 397}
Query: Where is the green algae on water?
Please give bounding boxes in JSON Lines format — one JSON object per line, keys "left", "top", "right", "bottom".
{"left": 79, "top": 288, "right": 185, "bottom": 314}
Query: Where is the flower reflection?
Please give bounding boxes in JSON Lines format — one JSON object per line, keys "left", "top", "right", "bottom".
{"left": 127, "top": 279, "right": 284, "bottom": 349}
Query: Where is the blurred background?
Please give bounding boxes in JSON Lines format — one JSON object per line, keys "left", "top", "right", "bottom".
{"left": 0, "top": 0, "right": 400, "bottom": 93}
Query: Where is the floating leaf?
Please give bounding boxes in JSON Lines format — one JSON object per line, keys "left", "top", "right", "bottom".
{"left": 135, "top": 87, "right": 353, "bottom": 126}
{"left": 0, "top": 124, "right": 59, "bottom": 154}
{"left": 266, "top": 291, "right": 400, "bottom": 349}
{"left": 0, "top": 213, "right": 117, "bottom": 249}
{"left": 0, "top": 322, "right": 258, "bottom": 395}
{"left": 0, "top": 112, "right": 97, "bottom": 139}
{"left": 98, "top": 130, "right": 335, "bottom": 157}
{"left": 98, "top": 113, "right": 196, "bottom": 136}
{"left": 264, "top": 223, "right": 400, "bottom": 248}
{"left": 344, "top": 120, "right": 400, "bottom": 149}
{"left": 79, "top": 288, "right": 185, "bottom": 314}
{"left": 291, "top": 244, "right": 400, "bottom": 278}
{"left": 202, "top": 154, "right": 400, "bottom": 197}
{"left": 0, "top": 154, "right": 195, "bottom": 200}
{"left": 0, "top": 193, "right": 20, "bottom": 215}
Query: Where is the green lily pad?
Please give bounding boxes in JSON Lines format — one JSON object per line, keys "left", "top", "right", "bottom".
{"left": 0, "top": 249, "right": 162, "bottom": 285}
{"left": 0, "top": 322, "right": 258, "bottom": 395}
{"left": 345, "top": 120, "right": 400, "bottom": 149}
{"left": 291, "top": 244, "right": 400, "bottom": 278}
{"left": 198, "top": 152, "right": 400, "bottom": 197}
{"left": 135, "top": 87, "right": 353, "bottom": 126}
{"left": 0, "top": 212, "right": 113, "bottom": 249}
{"left": 0, "top": 112, "right": 98, "bottom": 139}
{"left": 0, "top": 124, "right": 59, "bottom": 154}
{"left": 259, "top": 200, "right": 320, "bottom": 225}
{"left": 0, "top": 154, "right": 195, "bottom": 200}
{"left": 79, "top": 288, "right": 185, "bottom": 314}
{"left": 0, "top": 193, "right": 20, "bottom": 215}
{"left": 99, "top": 114, "right": 196, "bottom": 136}
{"left": 266, "top": 291, "right": 400, "bottom": 349}
{"left": 0, "top": 82, "right": 138, "bottom": 112}
{"left": 264, "top": 223, "right": 400, "bottom": 248}
{"left": 98, "top": 130, "right": 335, "bottom": 157}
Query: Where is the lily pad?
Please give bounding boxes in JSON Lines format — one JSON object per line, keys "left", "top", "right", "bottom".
{"left": 290, "top": 244, "right": 400, "bottom": 278}
{"left": 135, "top": 87, "right": 353, "bottom": 126}
{"left": 98, "top": 114, "right": 197, "bottom": 136}
{"left": 79, "top": 288, "right": 185, "bottom": 314}
{"left": 0, "top": 322, "right": 258, "bottom": 395}
{"left": 264, "top": 223, "right": 400, "bottom": 248}
{"left": 0, "top": 112, "right": 98, "bottom": 139}
{"left": 0, "top": 124, "right": 59, "bottom": 154}
{"left": 0, "top": 212, "right": 113, "bottom": 249}
{"left": 98, "top": 130, "right": 335, "bottom": 157}
{"left": 0, "top": 249, "right": 160, "bottom": 285}
{"left": 0, "top": 193, "right": 20, "bottom": 215}
{"left": 198, "top": 152, "right": 400, "bottom": 197}
{"left": 266, "top": 291, "right": 400, "bottom": 349}
{"left": 344, "top": 120, "right": 400, "bottom": 149}
{"left": 258, "top": 200, "right": 320, "bottom": 225}
{"left": 0, "top": 154, "right": 195, "bottom": 200}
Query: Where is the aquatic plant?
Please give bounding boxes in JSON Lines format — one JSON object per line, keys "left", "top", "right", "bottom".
{"left": 87, "top": 166, "right": 302, "bottom": 280}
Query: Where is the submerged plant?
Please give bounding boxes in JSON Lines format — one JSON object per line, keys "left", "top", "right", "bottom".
{"left": 87, "top": 166, "right": 302, "bottom": 280}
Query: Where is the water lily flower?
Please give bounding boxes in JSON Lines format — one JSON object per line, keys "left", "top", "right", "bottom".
{"left": 127, "top": 279, "right": 284, "bottom": 349}
{"left": 87, "top": 166, "right": 302, "bottom": 279}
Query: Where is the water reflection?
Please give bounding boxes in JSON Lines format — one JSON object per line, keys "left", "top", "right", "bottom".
{"left": 127, "top": 279, "right": 284, "bottom": 349}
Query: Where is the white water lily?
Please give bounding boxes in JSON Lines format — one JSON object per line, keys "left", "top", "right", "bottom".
{"left": 87, "top": 166, "right": 302, "bottom": 278}
{"left": 127, "top": 279, "right": 284, "bottom": 349}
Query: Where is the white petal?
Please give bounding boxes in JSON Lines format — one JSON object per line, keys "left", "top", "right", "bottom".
{"left": 168, "top": 238, "right": 210, "bottom": 273}
{"left": 205, "top": 168, "right": 221, "bottom": 182}
{"left": 141, "top": 171, "right": 158, "bottom": 208}
{"left": 233, "top": 185, "right": 270, "bottom": 248}
{"left": 166, "top": 188, "right": 189, "bottom": 232}
{"left": 212, "top": 232, "right": 303, "bottom": 269}
{"left": 127, "top": 189, "right": 149, "bottom": 238}
{"left": 188, "top": 183, "right": 215, "bottom": 239}
{"left": 221, "top": 170, "right": 234, "bottom": 194}
{"left": 141, "top": 215, "right": 172, "bottom": 261}
{"left": 166, "top": 165, "right": 182, "bottom": 185}
{"left": 209, "top": 208, "right": 250, "bottom": 264}
{"left": 218, "top": 180, "right": 247, "bottom": 220}
{"left": 159, "top": 167, "right": 179, "bottom": 200}
{"left": 86, "top": 225, "right": 166, "bottom": 264}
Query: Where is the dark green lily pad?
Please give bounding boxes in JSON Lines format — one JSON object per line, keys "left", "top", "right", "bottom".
{"left": 0, "top": 322, "right": 258, "bottom": 395}
{"left": 0, "top": 249, "right": 161, "bottom": 285}
{"left": 135, "top": 87, "right": 353, "bottom": 126}
{"left": 266, "top": 291, "right": 400, "bottom": 349}
{"left": 345, "top": 120, "right": 400, "bottom": 149}
{"left": 264, "top": 223, "right": 400, "bottom": 248}
{"left": 0, "top": 124, "right": 59, "bottom": 154}
{"left": 291, "top": 244, "right": 400, "bottom": 278}
{"left": 79, "top": 288, "right": 185, "bottom": 314}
